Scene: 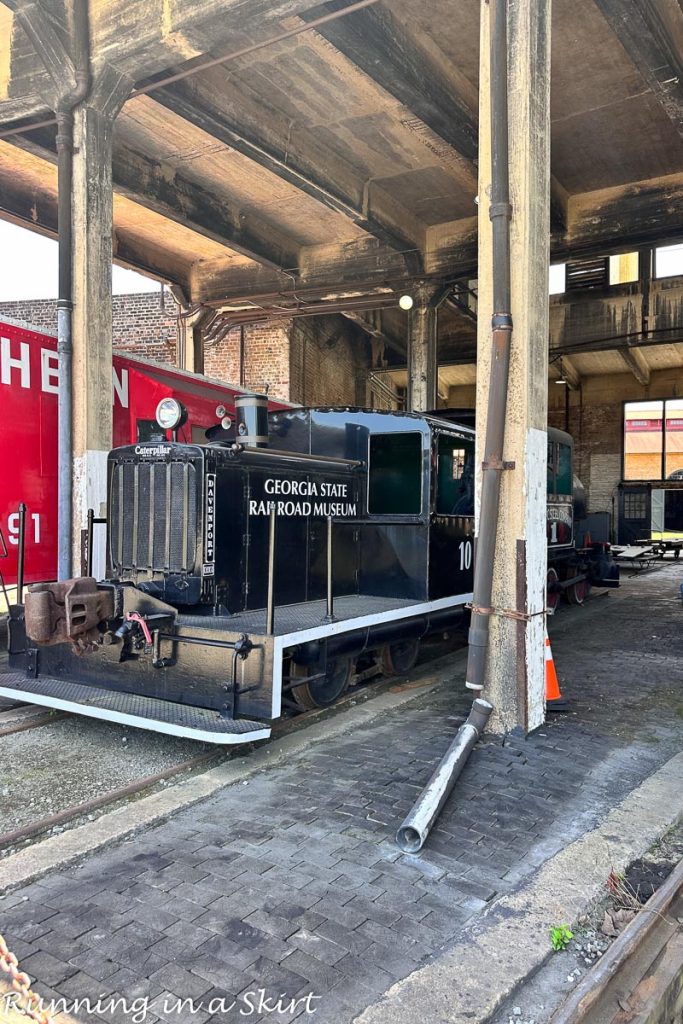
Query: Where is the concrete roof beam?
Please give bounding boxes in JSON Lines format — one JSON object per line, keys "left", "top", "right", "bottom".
{"left": 619, "top": 344, "right": 651, "bottom": 385}
{"left": 593, "top": 0, "right": 683, "bottom": 138}
{"left": 148, "top": 85, "right": 425, "bottom": 257}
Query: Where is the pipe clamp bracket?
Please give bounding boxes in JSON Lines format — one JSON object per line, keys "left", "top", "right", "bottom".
{"left": 489, "top": 201, "right": 512, "bottom": 221}
{"left": 482, "top": 458, "right": 515, "bottom": 471}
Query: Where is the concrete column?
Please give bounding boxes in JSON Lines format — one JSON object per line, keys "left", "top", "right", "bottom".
{"left": 71, "top": 74, "right": 130, "bottom": 575}
{"left": 180, "top": 308, "right": 213, "bottom": 375}
{"left": 407, "top": 281, "right": 438, "bottom": 412}
{"left": 475, "top": 0, "right": 552, "bottom": 733}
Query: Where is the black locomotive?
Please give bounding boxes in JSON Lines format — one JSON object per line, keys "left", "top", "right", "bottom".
{"left": 3, "top": 401, "right": 477, "bottom": 743}
{"left": 2, "top": 400, "right": 617, "bottom": 743}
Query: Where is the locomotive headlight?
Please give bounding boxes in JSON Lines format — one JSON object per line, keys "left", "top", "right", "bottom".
{"left": 156, "top": 397, "right": 187, "bottom": 431}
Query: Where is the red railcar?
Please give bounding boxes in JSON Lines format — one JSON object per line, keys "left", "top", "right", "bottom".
{"left": 0, "top": 317, "right": 284, "bottom": 585}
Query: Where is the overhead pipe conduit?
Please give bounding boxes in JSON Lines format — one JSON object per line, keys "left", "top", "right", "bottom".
{"left": 465, "top": 0, "right": 513, "bottom": 695}
{"left": 395, "top": 0, "right": 513, "bottom": 852}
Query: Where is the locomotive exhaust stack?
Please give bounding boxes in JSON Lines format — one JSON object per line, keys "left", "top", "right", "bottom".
{"left": 235, "top": 394, "right": 269, "bottom": 448}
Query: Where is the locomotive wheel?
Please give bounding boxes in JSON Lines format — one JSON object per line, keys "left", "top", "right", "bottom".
{"left": 567, "top": 577, "right": 590, "bottom": 605}
{"left": 546, "top": 567, "right": 561, "bottom": 615}
{"left": 380, "top": 639, "right": 420, "bottom": 677}
{"left": 291, "top": 657, "right": 353, "bottom": 710}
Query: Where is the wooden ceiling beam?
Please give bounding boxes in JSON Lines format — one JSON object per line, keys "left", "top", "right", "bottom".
{"left": 557, "top": 172, "right": 683, "bottom": 263}
{"left": 341, "top": 308, "right": 406, "bottom": 356}
{"left": 0, "top": 0, "right": 334, "bottom": 133}
{"left": 428, "top": 173, "right": 683, "bottom": 277}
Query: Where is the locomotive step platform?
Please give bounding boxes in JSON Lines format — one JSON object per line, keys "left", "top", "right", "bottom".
{"left": 0, "top": 671, "right": 271, "bottom": 744}
{"left": 176, "top": 593, "right": 464, "bottom": 639}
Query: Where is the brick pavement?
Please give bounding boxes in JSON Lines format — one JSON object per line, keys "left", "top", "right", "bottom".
{"left": 1, "top": 564, "right": 681, "bottom": 1024}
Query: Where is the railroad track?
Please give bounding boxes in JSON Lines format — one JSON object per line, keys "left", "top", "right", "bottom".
{"left": 0, "top": 700, "right": 70, "bottom": 734}
{"left": 551, "top": 857, "right": 683, "bottom": 1024}
{"left": 0, "top": 661, "right": 439, "bottom": 854}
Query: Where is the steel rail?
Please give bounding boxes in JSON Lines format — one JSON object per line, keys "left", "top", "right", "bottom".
{"left": 0, "top": 648, "right": 437, "bottom": 853}
{"left": 550, "top": 856, "right": 683, "bottom": 1023}
{"left": 0, "top": 749, "right": 221, "bottom": 851}
{"left": 0, "top": 712, "right": 66, "bottom": 738}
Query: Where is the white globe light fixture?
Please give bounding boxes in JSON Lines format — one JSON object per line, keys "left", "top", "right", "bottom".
{"left": 398, "top": 294, "right": 414, "bottom": 311}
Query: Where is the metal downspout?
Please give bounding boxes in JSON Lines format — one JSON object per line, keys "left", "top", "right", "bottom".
{"left": 56, "top": 0, "right": 90, "bottom": 581}
{"left": 395, "top": 0, "right": 513, "bottom": 852}
{"left": 465, "top": 0, "right": 513, "bottom": 694}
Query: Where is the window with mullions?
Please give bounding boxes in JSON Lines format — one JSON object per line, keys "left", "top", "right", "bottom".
{"left": 368, "top": 432, "right": 422, "bottom": 515}
{"left": 435, "top": 435, "right": 474, "bottom": 516}
{"left": 623, "top": 399, "right": 683, "bottom": 481}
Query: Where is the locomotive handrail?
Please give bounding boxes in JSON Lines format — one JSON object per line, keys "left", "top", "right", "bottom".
{"left": 266, "top": 507, "right": 276, "bottom": 635}
{"left": 154, "top": 632, "right": 252, "bottom": 650}
{"left": 86, "top": 507, "right": 107, "bottom": 578}
{"left": 16, "top": 503, "right": 26, "bottom": 605}
{"left": 153, "top": 630, "right": 253, "bottom": 719}
{"left": 325, "top": 516, "right": 335, "bottom": 623}
{"left": 228, "top": 445, "right": 362, "bottom": 469}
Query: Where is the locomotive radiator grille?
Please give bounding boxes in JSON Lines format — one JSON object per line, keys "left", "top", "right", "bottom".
{"left": 110, "top": 460, "right": 198, "bottom": 574}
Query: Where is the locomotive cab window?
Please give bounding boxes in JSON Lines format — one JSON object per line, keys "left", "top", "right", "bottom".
{"left": 436, "top": 435, "right": 474, "bottom": 516}
{"left": 368, "top": 432, "right": 422, "bottom": 515}
{"left": 548, "top": 438, "right": 572, "bottom": 496}
{"left": 556, "top": 442, "right": 572, "bottom": 495}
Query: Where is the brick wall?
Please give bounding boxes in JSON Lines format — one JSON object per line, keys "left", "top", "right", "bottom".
{"left": 203, "top": 314, "right": 371, "bottom": 405}
{"left": 289, "top": 315, "right": 370, "bottom": 406}
{"left": 0, "top": 291, "right": 178, "bottom": 366}
{"left": 0, "top": 297, "right": 59, "bottom": 335}
{"left": 548, "top": 369, "right": 682, "bottom": 530}
{"left": 0, "top": 296, "right": 374, "bottom": 406}
{"left": 203, "top": 322, "right": 291, "bottom": 400}
{"left": 110, "top": 291, "right": 178, "bottom": 365}
{"left": 448, "top": 371, "right": 683, "bottom": 523}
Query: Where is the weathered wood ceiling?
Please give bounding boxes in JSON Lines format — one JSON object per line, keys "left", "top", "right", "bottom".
{"left": 1, "top": 0, "right": 683, "bottom": 334}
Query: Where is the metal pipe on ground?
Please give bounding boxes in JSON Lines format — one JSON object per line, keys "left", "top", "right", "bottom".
{"left": 395, "top": 699, "right": 492, "bottom": 853}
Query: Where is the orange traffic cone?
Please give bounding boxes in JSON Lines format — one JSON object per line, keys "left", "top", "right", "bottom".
{"left": 545, "top": 630, "right": 569, "bottom": 712}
